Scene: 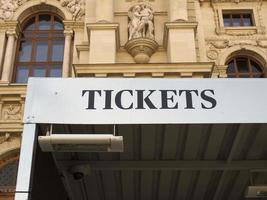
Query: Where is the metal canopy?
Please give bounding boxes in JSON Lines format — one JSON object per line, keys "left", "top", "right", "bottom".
{"left": 40, "top": 123, "right": 267, "bottom": 200}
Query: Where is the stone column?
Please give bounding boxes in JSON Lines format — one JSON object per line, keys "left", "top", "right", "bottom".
{"left": 62, "top": 30, "right": 73, "bottom": 77}
{"left": 88, "top": 24, "right": 119, "bottom": 64}
{"left": 96, "top": 0, "right": 114, "bottom": 22}
{"left": 195, "top": 0, "right": 207, "bottom": 61}
{"left": 165, "top": 22, "right": 197, "bottom": 62}
{"left": 169, "top": 0, "right": 188, "bottom": 21}
{"left": 1, "top": 30, "right": 17, "bottom": 82}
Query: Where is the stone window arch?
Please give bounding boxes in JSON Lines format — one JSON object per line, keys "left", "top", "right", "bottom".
{"left": 225, "top": 50, "right": 266, "bottom": 78}
{"left": 0, "top": 153, "right": 19, "bottom": 199}
{"left": 13, "top": 13, "right": 65, "bottom": 83}
{"left": 226, "top": 56, "right": 265, "bottom": 78}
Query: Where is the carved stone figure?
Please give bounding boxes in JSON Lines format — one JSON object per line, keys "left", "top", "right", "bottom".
{"left": 2, "top": 104, "right": 21, "bottom": 120}
{"left": 60, "top": 0, "right": 85, "bottom": 20}
{"left": 128, "top": 3, "right": 155, "bottom": 40}
{"left": 0, "top": 0, "right": 23, "bottom": 20}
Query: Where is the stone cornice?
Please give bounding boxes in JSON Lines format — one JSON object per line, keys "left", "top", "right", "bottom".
{"left": 200, "top": 0, "right": 263, "bottom": 2}
{"left": 0, "top": 84, "right": 26, "bottom": 97}
{"left": 63, "top": 20, "right": 84, "bottom": 30}
{"left": 73, "top": 62, "right": 214, "bottom": 78}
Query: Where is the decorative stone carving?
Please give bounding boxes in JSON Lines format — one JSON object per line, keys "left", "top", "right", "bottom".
{"left": 0, "top": 0, "right": 25, "bottom": 20}
{"left": 206, "top": 35, "right": 267, "bottom": 62}
{"left": 128, "top": 3, "right": 155, "bottom": 40}
{"left": 210, "top": 40, "right": 229, "bottom": 49}
{"left": 207, "top": 50, "right": 219, "bottom": 60}
{"left": 2, "top": 104, "right": 22, "bottom": 121}
{"left": 211, "top": 0, "right": 261, "bottom": 3}
{"left": 59, "top": 0, "right": 85, "bottom": 20}
{"left": 125, "top": 38, "right": 158, "bottom": 63}
{"left": 0, "top": 0, "right": 85, "bottom": 21}
{"left": 257, "top": 40, "right": 267, "bottom": 48}
{"left": 126, "top": 3, "right": 157, "bottom": 63}
{"left": 212, "top": 2, "right": 265, "bottom": 36}
{"left": 0, "top": 133, "right": 10, "bottom": 144}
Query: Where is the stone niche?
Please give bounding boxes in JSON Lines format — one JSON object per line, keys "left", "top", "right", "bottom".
{"left": 125, "top": 2, "right": 158, "bottom": 63}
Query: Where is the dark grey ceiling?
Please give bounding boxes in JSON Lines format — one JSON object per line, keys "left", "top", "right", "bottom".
{"left": 39, "top": 123, "right": 267, "bottom": 200}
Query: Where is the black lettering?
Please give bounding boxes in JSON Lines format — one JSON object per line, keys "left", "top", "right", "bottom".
{"left": 136, "top": 90, "right": 157, "bottom": 109}
{"left": 201, "top": 89, "right": 217, "bottom": 109}
{"left": 160, "top": 90, "right": 178, "bottom": 109}
{"left": 82, "top": 90, "right": 102, "bottom": 110}
{"left": 179, "top": 90, "right": 199, "bottom": 109}
{"left": 115, "top": 90, "right": 133, "bottom": 110}
{"left": 103, "top": 90, "right": 114, "bottom": 110}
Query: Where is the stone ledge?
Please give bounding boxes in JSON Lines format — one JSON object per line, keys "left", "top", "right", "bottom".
{"left": 74, "top": 62, "right": 214, "bottom": 78}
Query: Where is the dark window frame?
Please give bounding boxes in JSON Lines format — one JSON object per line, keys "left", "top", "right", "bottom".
{"left": 222, "top": 10, "right": 254, "bottom": 27}
{"left": 13, "top": 13, "right": 64, "bottom": 83}
{"left": 226, "top": 56, "right": 266, "bottom": 78}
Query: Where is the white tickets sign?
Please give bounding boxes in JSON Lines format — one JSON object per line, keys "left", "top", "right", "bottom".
{"left": 24, "top": 78, "right": 267, "bottom": 124}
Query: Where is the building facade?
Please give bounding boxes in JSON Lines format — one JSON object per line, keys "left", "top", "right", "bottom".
{"left": 0, "top": 0, "right": 267, "bottom": 199}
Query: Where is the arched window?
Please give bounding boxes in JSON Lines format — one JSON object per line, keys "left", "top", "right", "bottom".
{"left": 13, "top": 13, "right": 64, "bottom": 83}
{"left": 226, "top": 56, "right": 265, "bottom": 78}
{"left": 0, "top": 160, "right": 18, "bottom": 187}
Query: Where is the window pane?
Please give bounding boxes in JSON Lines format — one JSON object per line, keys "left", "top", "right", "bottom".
{"left": 16, "top": 67, "right": 29, "bottom": 83}
{"left": 49, "top": 65, "right": 62, "bottom": 77}
{"left": 227, "top": 60, "right": 235, "bottom": 73}
{"left": 35, "top": 41, "right": 48, "bottom": 61}
{"left": 36, "top": 33, "right": 49, "bottom": 38}
{"left": 54, "top": 17, "right": 63, "bottom": 30}
{"left": 51, "top": 32, "right": 64, "bottom": 37}
{"left": 52, "top": 41, "right": 64, "bottom": 61}
{"left": 251, "top": 61, "right": 262, "bottom": 73}
{"left": 253, "top": 74, "right": 264, "bottom": 78}
{"left": 32, "top": 66, "right": 46, "bottom": 77}
{"left": 223, "top": 14, "right": 231, "bottom": 27}
{"left": 19, "top": 41, "right": 32, "bottom": 62}
{"left": 24, "top": 17, "right": 35, "bottom": 30}
{"left": 232, "top": 14, "right": 241, "bottom": 26}
{"left": 236, "top": 58, "right": 249, "bottom": 73}
{"left": 239, "top": 74, "right": 250, "bottom": 78}
{"left": 39, "top": 15, "right": 51, "bottom": 30}
{"left": 243, "top": 14, "right": 252, "bottom": 26}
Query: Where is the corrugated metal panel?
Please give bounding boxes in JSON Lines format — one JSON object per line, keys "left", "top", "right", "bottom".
{"left": 46, "top": 123, "right": 267, "bottom": 200}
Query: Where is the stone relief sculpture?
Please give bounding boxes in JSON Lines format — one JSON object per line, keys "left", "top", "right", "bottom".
{"left": 60, "top": 0, "right": 85, "bottom": 20}
{"left": 0, "top": 0, "right": 24, "bottom": 20}
{"left": 128, "top": 3, "right": 155, "bottom": 40}
{"left": 2, "top": 104, "right": 22, "bottom": 120}
{"left": 0, "top": 0, "right": 85, "bottom": 21}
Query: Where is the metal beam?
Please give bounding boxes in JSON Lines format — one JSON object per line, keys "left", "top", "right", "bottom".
{"left": 15, "top": 124, "right": 37, "bottom": 200}
{"left": 212, "top": 124, "right": 248, "bottom": 200}
{"left": 58, "top": 160, "right": 267, "bottom": 171}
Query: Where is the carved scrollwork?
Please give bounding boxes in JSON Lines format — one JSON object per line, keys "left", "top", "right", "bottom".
{"left": 210, "top": 40, "right": 229, "bottom": 49}
{"left": 59, "top": 0, "right": 85, "bottom": 20}
{"left": 0, "top": 0, "right": 85, "bottom": 21}
{"left": 0, "top": 0, "right": 26, "bottom": 20}
{"left": 257, "top": 40, "right": 267, "bottom": 48}
{"left": 207, "top": 50, "right": 219, "bottom": 60}
{"left": 0, "top": 133, "right": 11, "bottom": 144}
{"left": 2, "top": 104, "right": 22, "bottom": 121}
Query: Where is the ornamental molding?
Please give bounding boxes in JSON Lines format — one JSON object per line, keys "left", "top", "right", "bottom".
{"left": 0, "top": 150, "right": 19, "bottom": 168}
{"left": 205, "top": 36, "right": 267, "bottom": 61}
{"left": 199, "top": 0, "right": 263, "bottom": 3}
{"left": 59, "top": 0, "right": 85, "bottom": 20}
{"left": 1, "top": 104, "right": 22, "bottom": 121}
{"left": 211, "top": 1, "right": 265, "bottom": 36}
{"left": 0, "top": 133, "right": 11, "bottom": 144}
{"left": 0, "top": 0, "right": 85, "bottom": 21}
